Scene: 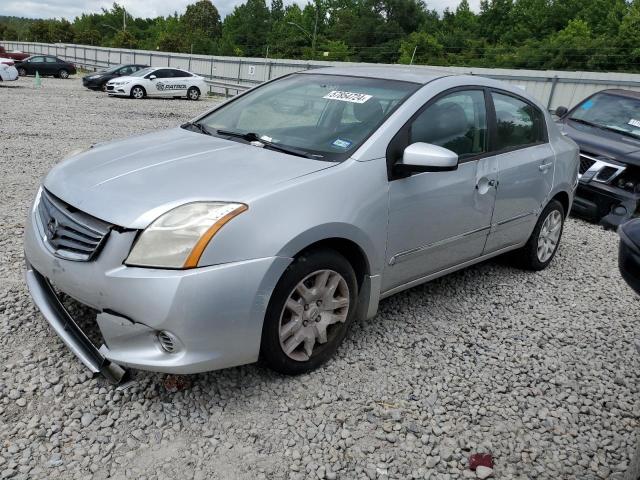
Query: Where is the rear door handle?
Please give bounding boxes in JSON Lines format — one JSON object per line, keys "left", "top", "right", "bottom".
{"left": 539, "top": 162, "right": 553, "bottom": 172}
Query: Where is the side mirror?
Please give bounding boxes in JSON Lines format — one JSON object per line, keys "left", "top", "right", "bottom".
{"left": 555, "top": 106, "right": 568, "bottom": 118}
{"left": 394, "top": 143, "right": 459, "bottom": 175}
{"left": 149, "top": 74, "right": 157, "bottom": 80}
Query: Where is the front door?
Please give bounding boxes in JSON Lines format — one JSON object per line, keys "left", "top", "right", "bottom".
{"left": 383, "top": 89, "right": 498, "bottom": 293}
{"left": 483, "top": 91, "right": 555, "bottom": 253}
{"left": 26, "top": 56, "right": 45, "bottom": 75}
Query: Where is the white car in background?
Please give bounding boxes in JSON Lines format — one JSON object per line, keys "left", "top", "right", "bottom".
{"left": 106, "top": 66, "right": 206, "bottom": 100}
{"left": 0, "top": 58, "right": 19, "bottom": 81}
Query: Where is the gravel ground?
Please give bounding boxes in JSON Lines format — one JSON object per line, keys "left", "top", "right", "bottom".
{"left": 1, "top": 77, "right": 639, "bottom": 480}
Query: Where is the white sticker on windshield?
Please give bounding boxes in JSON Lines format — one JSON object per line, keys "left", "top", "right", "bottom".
{"left": 323, "top": 91, "right": 372, "bottom": 103}
{"left": 628, "top": 119, "right": 640, "bottom": 128}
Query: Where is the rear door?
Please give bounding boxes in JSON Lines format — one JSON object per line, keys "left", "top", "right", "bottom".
{"left": 44, "top": 56, "right": 60, "bottom": 75}
{"left": 166, "top": 69, "right": 192, "bottom": 96}
{"left": 483, "top": 90, "right": 554, "bottom": 253}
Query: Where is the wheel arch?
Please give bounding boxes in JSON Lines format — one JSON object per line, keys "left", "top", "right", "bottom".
{"left": 550, "top": 190, "right": 571, "bottom": 218}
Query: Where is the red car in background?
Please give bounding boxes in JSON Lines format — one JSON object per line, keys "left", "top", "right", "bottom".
{"left": 0, "top": 46, "right": 30, "bottom": 61}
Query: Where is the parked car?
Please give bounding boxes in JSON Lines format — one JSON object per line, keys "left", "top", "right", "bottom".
{"left": 618, "top": 218, "right": 640, "bottom": 480}
{"left": 0, "top": 46, "right": 30, "bottom": 61}
{"left": 24, "top": 67, "right": 578, "bottom": 382}
{"left": 0, "top": 58, "right": 18, "bottom": 81}
{"left": 82, "top": 64, "right": 148, "bottom": 91}
{"left": 556, "top": 90, "right": 640, "bottom": 228}
{"left": 619, "top": 218, "right": 640, "bottom": 294}
{"left": 105, "top": 66, "right": 206, "bottom": 100}
{"left": 14, "top": 55, "right": 76, "bottom": 78}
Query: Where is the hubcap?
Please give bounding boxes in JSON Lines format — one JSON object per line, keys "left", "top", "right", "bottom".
{"left": 189, "top": 89, "right": 198, "bottom": 99}
{"left": 60, "top": 70, "right": 68, "bottom": 78}
{"left": 278, "top": 269, "right": 350, "bottom": 361}
{"left": 537, "top": 210, "right": 562, "bottom": 263}
{"left": 133, "top": 88, "right": 143, "bottom": 98}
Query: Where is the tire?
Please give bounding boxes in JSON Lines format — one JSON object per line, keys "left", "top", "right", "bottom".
{"left": 101, "top": 83, "right": 107, "bottom": 92}
{"left": 58, "top": 69, "right": 69, "bottom": 79}
{"left": 513, "top": 199, "right": 565, "bottom": 271}
{"left": 187, "top": 86, "right": 200, "bottom": 101}
{"left": 260, "top": 249, "right": 358, "bottom": 375}
{"left": 130, "top": 86, "right": 146, "bottom": 99}
{"left": 18, "top": 68, "right": 26, "bottom": 76}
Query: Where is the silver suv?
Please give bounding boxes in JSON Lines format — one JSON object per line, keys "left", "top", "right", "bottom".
{"left": 24, "top": 67, "right": 579, "bottom": 381}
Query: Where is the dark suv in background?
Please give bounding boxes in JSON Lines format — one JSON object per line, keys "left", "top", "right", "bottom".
{"left": 82, "top": 64, "right": 148, "bottom": 91}
{"left": 556, "top": 89, "right": 640, "bottom": 228}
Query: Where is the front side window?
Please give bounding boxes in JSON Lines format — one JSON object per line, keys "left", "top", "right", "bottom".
{"left": 29, "top": 56, "right": 44, "bottom": 63}
{"left": 118, "top": 66, "right": 133, "bottom": 75}
{"left": 570, "top": 92, "right": 640, "bottom": 140}
{"left": 410, "top": 90, "right": 488, "bottom": 158}
{"left": 197, "top": 73, "right": 420, "bottom": 161}
{"left": 492, "top": 92, "right": 544, "bottom": 151}
{"left": 172, "top": 70, "right": 192, "bottom": 77}
{"left": 151, "top": 69, "right": 172, "bottom": 79}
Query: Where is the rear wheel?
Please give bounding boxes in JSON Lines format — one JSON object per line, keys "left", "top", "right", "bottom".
{"left": 130, "top": 86, "right": 145, "bottom": 99}
{"left": 187, "top": 86, "right": 200, "bottom": 100}
{"left": 58, "top": 69, "right": 69, "bottom": 79}
{"left": 260, "top": 249, "right": 358, "bottom": 375}
{"left": 18, "top": 67, "right": 26, "bottom": 76}
{"left": 513, "top": 199, "right": 565, "bottom": 271}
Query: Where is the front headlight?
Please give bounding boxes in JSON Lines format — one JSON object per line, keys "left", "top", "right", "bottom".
{"left": 125, "top": 202, "right": 248, "bottom": 269}
{"left": 88, "top": 74, "right": 101, "bottom": 80}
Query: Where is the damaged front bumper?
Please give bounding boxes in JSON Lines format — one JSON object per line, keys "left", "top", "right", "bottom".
{"left": 572, "top": 181, "right": 640, "bottom": 229}
{"left": 24, "top": 198, "right": 291, "bottom": 381}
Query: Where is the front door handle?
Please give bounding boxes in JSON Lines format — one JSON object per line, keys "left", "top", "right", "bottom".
{"left": 539, "top": 162, "right": 553, "bottom": 172}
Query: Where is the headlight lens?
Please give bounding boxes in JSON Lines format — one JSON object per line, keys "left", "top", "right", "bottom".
{"left": 125, "top": 202, "right": 247, "bottom": 269}
{"left": 88, "top": 74, "right": 101, "bottom": 80}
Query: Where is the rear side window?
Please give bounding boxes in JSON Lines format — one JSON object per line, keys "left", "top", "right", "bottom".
{"left": 492, "top": 92, "right": 545, "bottom": 151}
{"left": 46, "top": 57, "right": 58, "bottom": 63}
{"left": 409, "top": 90, "right": 488, "bottom": 158}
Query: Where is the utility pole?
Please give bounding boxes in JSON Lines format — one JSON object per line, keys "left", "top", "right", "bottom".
{"left": 410, "top": 45, "right": 417, "bottom": 65}
{"left": 312, "top": 1, "right": 318, "bottom": 58}
{"left": 123, "top": 7, "right": 127, "bottom": 31}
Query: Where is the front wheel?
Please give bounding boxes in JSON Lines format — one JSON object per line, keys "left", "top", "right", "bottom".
{"left": 58, "top": 69, "right": 69, "bottom": 79}
{"left": 18, "top": 67, "right": 26, "bottom": 76}
{"left": 130, "top": 86, "right": 145, "bottom": 99}
{"left": 187, "top": 86, "right": 200, "bottom": 100}
{"left": 514, "top": 199, "right": 565, "bottom": 271}
{"left": 260, "top": 249, "right": 358, "bottom": 375}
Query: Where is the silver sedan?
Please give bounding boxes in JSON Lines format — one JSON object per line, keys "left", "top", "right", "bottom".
{"left": 24, "top": 66, "right": 579, "bottom": 381}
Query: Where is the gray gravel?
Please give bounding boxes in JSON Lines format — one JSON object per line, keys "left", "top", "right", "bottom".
{"left": 1, "top": 77, "right": 639, "bottom": 480}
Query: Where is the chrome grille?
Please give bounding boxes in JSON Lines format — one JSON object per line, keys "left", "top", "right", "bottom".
{"left": 579, "top": 155, "right": 596, "bottom": 174}
{"left": 37, "top": 189, "right": 112, "bottom": 261}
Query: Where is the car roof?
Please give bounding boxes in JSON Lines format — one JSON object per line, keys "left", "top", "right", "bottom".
{"left": 598, "top": 89, "right": 640, "bottom": 100}
{"left": 305, "top": 65, "right": 448, "bottom": 84}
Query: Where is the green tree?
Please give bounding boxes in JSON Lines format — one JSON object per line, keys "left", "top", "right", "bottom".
{"left": 398, "top": 30, "right": 443, "bottom": 64}
{"left": 182, "top": 0, "right": 222, "bottom": 39}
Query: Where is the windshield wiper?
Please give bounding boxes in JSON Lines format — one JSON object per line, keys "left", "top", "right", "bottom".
{"left": 569, "top": 118, "right": 640, "bottom": 139}
{"left": 215, "top": 129, "right": 317, "bottom": 159}
{"left": 181, "top": 121, "right": 213, "bottom": 136}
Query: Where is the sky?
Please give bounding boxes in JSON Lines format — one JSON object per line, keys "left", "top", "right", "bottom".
{"left": 0, "top": 0, "right": 481, "bottom": 21}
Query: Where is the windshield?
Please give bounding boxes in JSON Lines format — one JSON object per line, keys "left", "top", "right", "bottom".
{"left": 130, "top": 67, "right": 154, "bottom": 77}
{"left": 570, "top": 92, "right": 640, "bottom": 139}
{"left": 102, "top": 65, "right": 122, "bottom": 74}
{"left": 197, "top": 73, "right": 420, "bottom": 161}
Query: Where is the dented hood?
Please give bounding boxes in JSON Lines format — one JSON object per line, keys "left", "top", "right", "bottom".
{"left": 44, "top": 127, "right": 335, "bottom": 228}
